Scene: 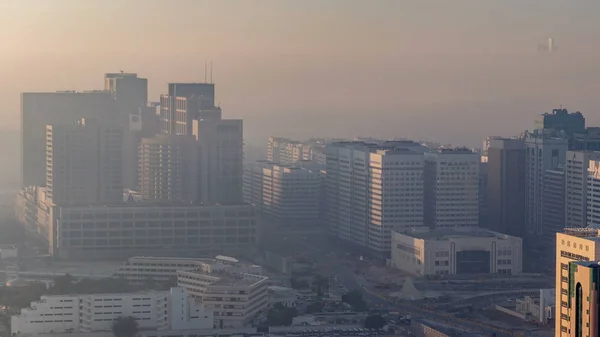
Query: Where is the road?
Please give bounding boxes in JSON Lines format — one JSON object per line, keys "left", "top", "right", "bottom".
{"left": 334, "top": 264, "right": 517, "bottom": 337}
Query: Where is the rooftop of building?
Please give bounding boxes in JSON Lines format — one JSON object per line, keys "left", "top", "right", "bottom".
{"left": 397, "top": 227, "right": 517, "bottom": 241}
{"left": 540, "top": 108, "right": 584, "bottom": 117}
{"left": 572, "top": 261, "right": 600, "bottom": 269}
{"left": 56, "top": 200, "right": 254, "bottom": 209}
{"left": 329, "top": 141, "right": 424, "bottom": 155}
{"left": 0, "top": 244, "right": 17, "bottom": 250}
{"left": 562, "top": 227, "right": 600, "bottom": 240}
{"left": 429, "top": 147, "right": 475, "bottom": 154}
{"left": 179, "top": 269, "right": 267, "bottom": 287}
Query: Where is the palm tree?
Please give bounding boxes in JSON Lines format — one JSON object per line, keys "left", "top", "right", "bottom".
{"left": 112, "top": 316, "right": 139, "bottom": 337}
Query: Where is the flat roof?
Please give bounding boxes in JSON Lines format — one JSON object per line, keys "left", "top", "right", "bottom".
{"left": 180, "top": 270, "right": 267, "bottom": 287}
{"left": 57, "top": 201, "right": 252, "bottom": 209}
{"left": 397, "top": 227, "right": 516, "bottom": 241}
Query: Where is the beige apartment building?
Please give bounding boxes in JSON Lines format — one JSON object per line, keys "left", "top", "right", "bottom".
{"left": 555, "top": 228, "right": 600, "bottom": 336}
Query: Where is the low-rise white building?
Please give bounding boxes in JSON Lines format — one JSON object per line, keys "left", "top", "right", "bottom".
{"left": 391, "top": 227, "right": 522, "bottom": 276}
{"left": 177, "top": 269, "right": 269, "bottom": 329}
{"left": 11, "top": 287, "right": 213, "bottom": 336}
{"left": 115, "top": 255, "right": 262, "bottom": 285}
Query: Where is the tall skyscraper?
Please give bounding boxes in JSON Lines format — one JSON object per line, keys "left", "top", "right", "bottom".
{"left": 525, "top": 129, "right": 568, "bottom": 236}
{"left": 536, "top": 108, "right": 585, "bottom": 137}
{"left": 486, "top": 138, "right": 526, "bottom": 236}
{"left": 21, "top": 91, "right": 118, "bottom": 187}
{"left": 325, "top": 141, "right": 425, "bottom": 257}
{"left": 193, "top": 118, "right": 243, "bottom": 203}
{"left": 424, "top": 148, "right": 479, "bottom": 229}
{"left": 160, "top": 83, "right": 215, "bottom": 134}
{"left": 565, "top": 151, "right": 600, "bottom": 228}
{"left": 138, "top": 134, "right": 198, "bottom": 202}
{"left": 555, "top": 228, "right": 600, "bottom": 336}
{"left": 564, "top": 261, "right": 600, "bottom": 337}
{"left": 478, "top": 159, "right": 489, "bottom": 227}
{"left": 243, "top": 161, "right": 322, "bottom": 226}
{"left": 104, "top": 72, "right": 148, "bottom": 114}
{"left": 542, "top": 168, "right": 565, "bottom": 248}
{"left": 45, "top": 118, "right": 123, "bottom": 206}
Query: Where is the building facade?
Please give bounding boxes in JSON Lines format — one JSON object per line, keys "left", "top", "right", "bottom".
{"left": 424, "top": 148, "right": 479, "bottom": 229}
{"left": 588, "top": 160, "right": 600, "bottom": 228}
{"left": 565, "top": 151, "right": 600, "bottom": 228}
{"left": 542, "top": 168, "right": 565, "bottom": 249}
{"left": 535, "top": 108, "right": 585, "bottom": 137}
{"left": 115, "top": 255, "right": 262, "bottom": 285}
{"left": 160, "top": 83, "right": 215, "bottom": 135}
{"left": 555, "top": 228, "right": 600, "bottom": 336}
{"left": 565, "top": 261, "right": 600, "bottom": 337}
{"left": 325, "top": 141, "right": 425, "bottom": 257}
{"left": 193, "top": 118, "right": 244, "bottom": 203}
{"left": 525, "top": 130, "right": 568, "bottom": 236}
{"left": 243, "top": 161, "right": 322, "bottom": 226}
{"left": 21, "top": 90, "right": 120, "bottom": 187}
{"left": 46, "top": 118, "right": 123, "bottom": 206}
{"left": 48, "top": 202, "right": 258, "bottom": 259}
{"left": 138, "top": 134, "right": 198, "bottom": 202}
{"left": 11, "top": 287, "right": 213, "bottom": 336}
{"left": 177, "top": 270, "right": 269, "bottom": 328}
{"left": 391, "top": 227, "right": 522, "bottom": 276}
{"left": 486, "top": 138, "right": 526, "bottom": 237}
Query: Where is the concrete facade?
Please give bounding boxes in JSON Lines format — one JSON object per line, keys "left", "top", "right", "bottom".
{"left": 486, "top": 138, "right": 526, "bottom": 237}
{"left": 11, "top": 287, "right": 212, "bottom": 336}
{"left": 48, "top": 202, "right": 258, "bottom": 259}
{"left": 524, "top": 130, "right": 568, "bottom": 236}
{"left": 424, "top": 148, "right": 480, "bottom": 229}
{"left": 177, "top": 270, "right": 268, "bottom": 329}
{"left": 565, "top": 151, "right": 600, "bottom": 228}
{"left": 45, "top": 118, "right": 123, "bottom": 206}
{"left": 391, "top": 227, "right": 522, "bottom": 276}
{"left": 325, "top": 141, "right": 425, "bottom": 257}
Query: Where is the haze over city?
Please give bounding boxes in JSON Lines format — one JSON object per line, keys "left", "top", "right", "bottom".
{"left": 7, "top": 2, "right": 600, "bottom": 337}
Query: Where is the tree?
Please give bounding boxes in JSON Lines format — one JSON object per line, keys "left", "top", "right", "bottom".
{"left": 342, "top": 289, "right": 367, "bottom": 311}
{"left": 112, "top": 316, "right": 139, "bottom": 337}
{"left": 364, "top": 315, "right": 386, "bottom": 329}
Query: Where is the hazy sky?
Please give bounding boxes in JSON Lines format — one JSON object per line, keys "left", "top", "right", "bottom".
{"left": 3, "top": 0, "right": 600, "bottom": 150}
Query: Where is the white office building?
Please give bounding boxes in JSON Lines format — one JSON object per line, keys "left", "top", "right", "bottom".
{"left": 565, "top": 151, "right": 600, "bottom": 228}
{"left": 115, "top": 255, "right": 262, "bottom": 285}
{"left": 424, "top": 148, "right": 480, "bottom": 229}
{"left": 325, "top": 141, "right": 425, "bottom": 257}
{"left": 177, "top": 270, "right": 269, "bottom": 328}
{"left": 11, "top": 287, "right": 213, "bottom": 336}
{"left": 391, "top": 227, "right": 522, "bottom": 276}
{"left": 524, "top": 130, "right": 568, "bottom": 235}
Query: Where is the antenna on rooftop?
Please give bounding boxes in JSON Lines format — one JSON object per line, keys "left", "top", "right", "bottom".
{"left": 204, "top": 61, "right": 207, "bottom": 83}
{"left": 210, "top": 61, "right": 213, "bottom": 84}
